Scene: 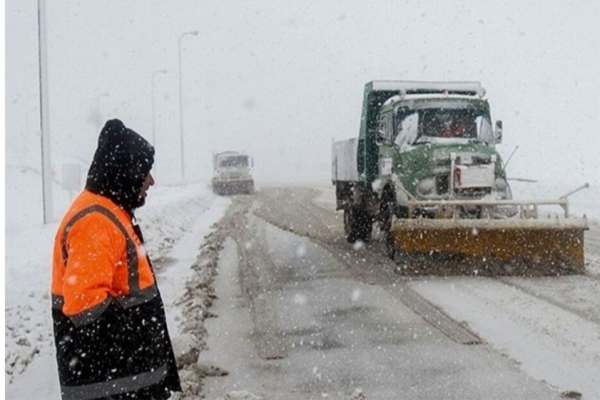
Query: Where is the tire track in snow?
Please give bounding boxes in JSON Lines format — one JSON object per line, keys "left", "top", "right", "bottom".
{"left": 410, "top": 277, "right": 600, "bottom": 398}
{"left": 253, "top": 187, "right": 482, "bottom": 345}
{"left": 254, "top": 186, "right": 600, "bottom": 397}
{"left": 496, "top": 276, "right": 600, "bottom": 326}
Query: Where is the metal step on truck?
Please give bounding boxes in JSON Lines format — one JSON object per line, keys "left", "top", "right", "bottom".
{"left": 331, "top": 81, "right": 588, "bottom": 274}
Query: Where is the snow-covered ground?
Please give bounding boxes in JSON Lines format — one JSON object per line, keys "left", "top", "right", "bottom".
{"left": 5, "top": 181, "right": 230, "bottom": 399}
{"left": 410, "top": 277, "right": 600, "bottom": 399}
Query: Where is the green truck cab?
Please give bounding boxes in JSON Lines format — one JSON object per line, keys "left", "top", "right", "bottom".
{"left": 332, "top": 81, "right": 507, "bottom": 242}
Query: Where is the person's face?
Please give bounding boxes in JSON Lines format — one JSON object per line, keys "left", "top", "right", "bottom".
{"left": 140, "top": 173, "right": 155, "bottom": 201}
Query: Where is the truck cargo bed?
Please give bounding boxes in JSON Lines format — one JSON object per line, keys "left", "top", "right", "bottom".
{"left": 332, "top": 138, "right": 359, "bottom": 182}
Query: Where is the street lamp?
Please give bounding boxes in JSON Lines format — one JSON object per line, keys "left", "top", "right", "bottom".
{"left": 151, "top": 69, "right": 167, "bottom": 146}
{"left": 37, "top": 0, "right": 53, "bottom": 223}
{"left": 177, "top": 30, "right": 199, "bottom": 181}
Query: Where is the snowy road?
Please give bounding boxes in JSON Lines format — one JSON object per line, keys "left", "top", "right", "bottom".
{"left": 200, "top": 186, "right": 600, "bottom": 399}
{"left": 6, "top": 184, "right": 598, "bottom": 399}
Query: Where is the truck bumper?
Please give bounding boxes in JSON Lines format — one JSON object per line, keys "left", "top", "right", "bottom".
{"left": 212, "top": 179, "right": 254, "bottom": 195}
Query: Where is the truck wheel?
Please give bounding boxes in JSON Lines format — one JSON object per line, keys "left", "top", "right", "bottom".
{"left": 380, "top": 196, "right": 394, "bottom": 234}
{"left": 379, "top": 190, "right": 395, "bottom": 254}
{"left": 343, "top": 208, "right": 354, "bottom": 242}
{"left": 357, "top": 209, "right": 373, "bottom": 242}
{"left": 345, "top": 207, "right": 372, "bottom": 243}
{"left": 385, "top": 230, "right": 396, "bottom": 260}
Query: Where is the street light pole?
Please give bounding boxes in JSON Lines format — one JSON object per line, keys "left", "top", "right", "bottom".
{"left": 37, "top": 0, "right": 53, "bottom": 223}
{"left": 151, "top": 69, "right": 167, "bottom": 146}
{"left": 177, "top": 30, "right": 198, "bottom": 182}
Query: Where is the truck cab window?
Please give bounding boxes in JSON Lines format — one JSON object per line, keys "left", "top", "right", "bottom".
{"left": 395, "top": 112, "right": 419, "bottom": 148}
{"left": 219, "top": 156, "right": 248, "bottom": 168}
{"left": 476, "top": 115, "right": 494, "bottom": 144}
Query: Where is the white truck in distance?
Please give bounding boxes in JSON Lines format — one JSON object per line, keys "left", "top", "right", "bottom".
{"left": 211, "top": 151, "right": 255, "bottom": 195}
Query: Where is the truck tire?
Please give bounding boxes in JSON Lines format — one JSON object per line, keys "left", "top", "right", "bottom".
{"left": 344, "top": 206, "right": 372, "bottom": 243}
{"left": 380, "top": 191, "right": 396, "bottom": 258}
{"left": 380, "top": 191, "right": 395, "bottom": 234}
{"left": 385, "top": 229, "right": 396, "bottom": 259}
{"left": 343, "top": 207, "right": 356, "bottom": 242}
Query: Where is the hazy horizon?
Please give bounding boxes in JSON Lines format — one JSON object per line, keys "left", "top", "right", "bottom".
{"left": 6, "top": 0, "right": 600, "bottom": 225}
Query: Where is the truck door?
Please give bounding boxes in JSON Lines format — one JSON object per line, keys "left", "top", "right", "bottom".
{"left": 394, "top": 110, "right": 420, "bottom": 189}
{"left": 377, "top": 113, "right": 394, "bottom": 178}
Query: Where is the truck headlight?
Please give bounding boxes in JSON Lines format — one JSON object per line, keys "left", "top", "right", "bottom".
{"left": 495, "top": 177, "right": 508, "bottom": 191}
{"left": 417, "top": 177, "right": 436, "bottom": 195}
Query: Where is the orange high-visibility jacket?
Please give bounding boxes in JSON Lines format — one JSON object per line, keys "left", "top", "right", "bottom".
{"left": 51, "top": 190, "right": 157, "bottom": 325}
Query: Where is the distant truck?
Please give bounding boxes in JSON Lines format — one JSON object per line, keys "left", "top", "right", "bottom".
{"left": 212, "top": 151, "right": 254, "bottom": 195}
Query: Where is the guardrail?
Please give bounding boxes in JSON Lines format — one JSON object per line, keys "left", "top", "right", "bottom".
{"left": 408, "top": 198, "right": 570, "bottom": 218}
{"left": 408, "top": 183, "right": 590, "bottom": 219}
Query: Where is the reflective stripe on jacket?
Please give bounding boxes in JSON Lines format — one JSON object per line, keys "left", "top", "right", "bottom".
{"left": 52, "top": 190, "right": 157, "bottom": 324}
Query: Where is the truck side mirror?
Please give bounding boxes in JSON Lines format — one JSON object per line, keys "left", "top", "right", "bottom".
{"left": 494, "top": 120, "right": 503, "bottom": 144}
{"left": 375, "top": 129, "right": 386, "bottom": 145}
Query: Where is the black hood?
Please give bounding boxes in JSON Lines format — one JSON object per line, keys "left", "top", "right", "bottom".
{"left": 85, "top": 119, "right": 154, "bottom": 211}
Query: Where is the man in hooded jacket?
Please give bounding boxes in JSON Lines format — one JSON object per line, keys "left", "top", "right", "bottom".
{"left": 51, "top": 119, "right": 181, "bottom": 399}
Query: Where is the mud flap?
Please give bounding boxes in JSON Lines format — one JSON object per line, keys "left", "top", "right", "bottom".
{"left": 344, "top": 207, "right": 372, "bottom": 243}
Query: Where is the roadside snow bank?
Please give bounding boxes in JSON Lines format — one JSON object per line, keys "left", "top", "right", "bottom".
{"left": 5, "top": 223, "right": 56, "bottom": 381}
{"left": 170, "top": 202, "right": 245, "bottom": 398}
{"left": 138, "top": 183, "right": 220, "bottom": 264}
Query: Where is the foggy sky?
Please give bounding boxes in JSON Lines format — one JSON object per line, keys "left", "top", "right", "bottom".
{"left": 7, "top": 0, "right": 600, "bottom": 195}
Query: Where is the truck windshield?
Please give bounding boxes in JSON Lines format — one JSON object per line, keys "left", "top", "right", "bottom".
{"left": 396, "top": 100, "right": 493, "bottom": 145}
{"left": 219, "top": 156, "right": 248, "bottom": 168}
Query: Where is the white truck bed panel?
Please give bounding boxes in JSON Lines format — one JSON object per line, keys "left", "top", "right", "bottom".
{"left": 332, "top": 139, "right": 359, "bottom": 182}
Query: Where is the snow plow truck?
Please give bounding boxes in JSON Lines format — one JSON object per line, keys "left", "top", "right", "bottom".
{"left": 331, "top": 81, "right": 588, "bottom": 273}
{"left": 212, "top": 151, "right": 254, "bottom": 195}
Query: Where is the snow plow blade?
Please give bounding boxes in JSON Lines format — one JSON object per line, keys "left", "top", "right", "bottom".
{"left": 389, "top": 219, "right": 588, "bottom": 274}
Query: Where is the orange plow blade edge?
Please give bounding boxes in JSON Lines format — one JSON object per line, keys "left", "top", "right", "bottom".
{"left": 390, "top": 219, "right": 588, "bottom": 273}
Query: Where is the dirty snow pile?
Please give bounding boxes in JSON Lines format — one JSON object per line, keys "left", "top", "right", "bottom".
{"left": 5, "top": 182, "right": 230, "bottom": 399}
{"left": 170, "top": 225, "right": 230, "bottom": 397}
